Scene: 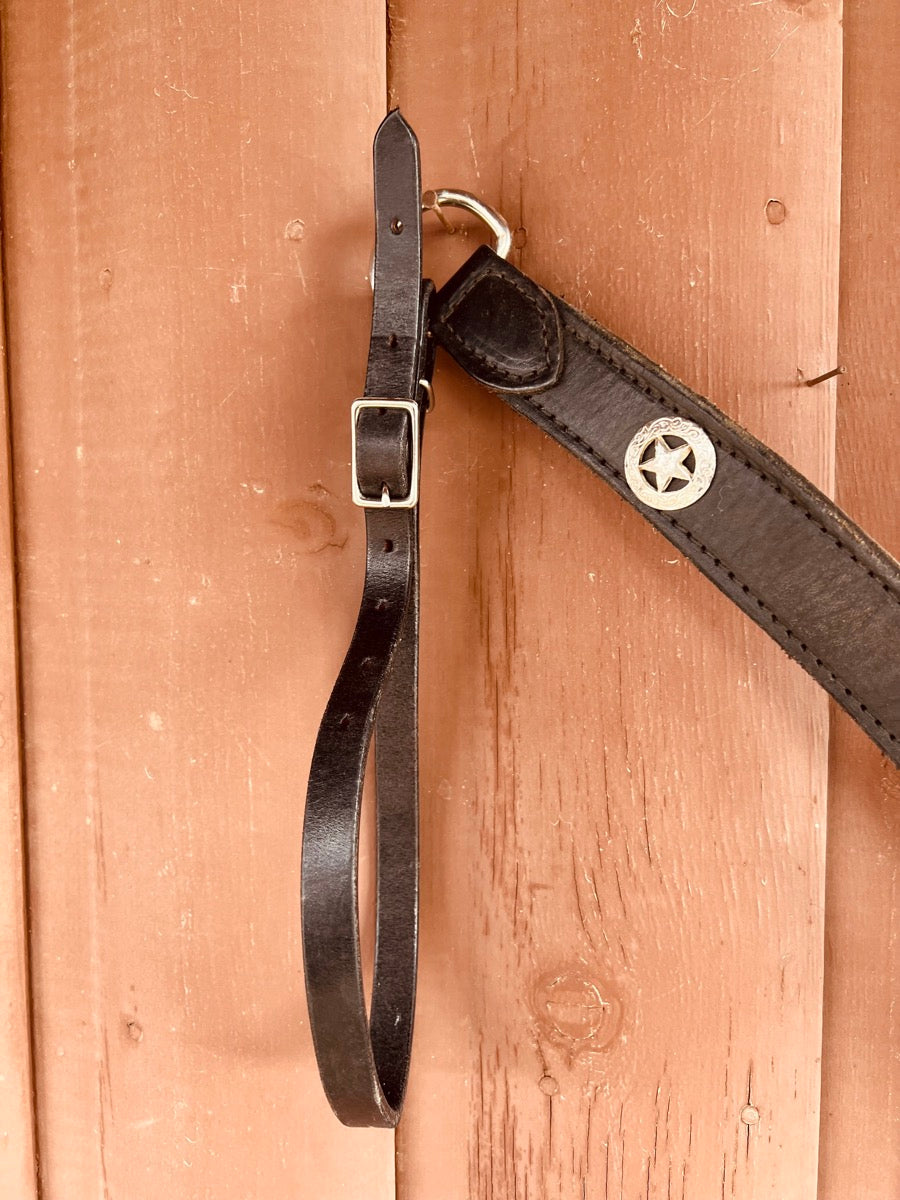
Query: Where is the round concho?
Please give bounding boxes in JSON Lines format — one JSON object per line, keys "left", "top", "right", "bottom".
{"left": 623, "top": 416, "right": 716, "bottom": 511}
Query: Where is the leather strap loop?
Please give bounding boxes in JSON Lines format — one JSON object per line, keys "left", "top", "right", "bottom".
{"left": 431, "top": 245, "right": 900, "bottom": 766}
{"left": 301, "top": 111, "right": 432, "bottom": 1127}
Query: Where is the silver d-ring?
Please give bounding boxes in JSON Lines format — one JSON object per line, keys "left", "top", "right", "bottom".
{"left": 418, "top": 378, "right": 435, "bottom": 412}
{"left": 422, "top": 189, "right": 512, "bottom": 261}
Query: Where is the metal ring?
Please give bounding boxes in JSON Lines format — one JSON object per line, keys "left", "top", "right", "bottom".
{"left": 422, "top": 189, "right": 512, "bottom": 260}
{"left": 418, "top": 378, "right": 435, "bottom": 412}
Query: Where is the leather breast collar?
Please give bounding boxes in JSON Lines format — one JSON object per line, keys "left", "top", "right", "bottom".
{"left": 301, "top": 110, "right": 899, "bottom": 1127}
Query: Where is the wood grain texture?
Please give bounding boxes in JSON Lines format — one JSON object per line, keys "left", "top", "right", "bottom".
{"left": 391, "top": 2, "right": 841, "bottom": 1196}
{"left": 5, "top": 2, "right": 894, "bottom": 1194}
{"left": 819, "top": 0, "right": 900, "bottom": 1192}
{"left": 0, "top": 223, "right": 38, "bottom": 1196}
{"left": 0, "top": 2, "right": 394, "bottom": 1196}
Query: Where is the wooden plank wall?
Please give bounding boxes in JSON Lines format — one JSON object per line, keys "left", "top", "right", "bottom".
{"left": 819, "top": 0, "right": 900, "bottom": 1194}
{"left": 0, "top": 221, "right": 37, "bottom": 1197}
{"left": 391, "top": 3, "right": 839, "bottom": 1198}
{"left": 0, "top": 3, "right": 395, "bottom": 1197}
{"left": 0, "top": 1, "right": 893, "bottom": 1198}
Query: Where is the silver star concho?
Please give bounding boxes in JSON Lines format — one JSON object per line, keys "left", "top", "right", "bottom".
{"left": 624, "top": 417, "right": 716, "bottom": 511}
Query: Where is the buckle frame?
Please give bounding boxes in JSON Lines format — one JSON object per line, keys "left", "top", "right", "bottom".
{"left": 351, "top": 398, "right": 420, "bottom": 509}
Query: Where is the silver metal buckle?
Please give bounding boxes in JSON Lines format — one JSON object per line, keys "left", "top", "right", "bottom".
{"left": 351, "top": 399, "right": 420, "bottom": 509}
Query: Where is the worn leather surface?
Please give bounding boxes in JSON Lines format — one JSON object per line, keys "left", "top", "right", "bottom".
{"left": 432, "top": 245, "right": 900, "bottom": 766}
{"left": 301, "top": 110, "right": 431, "bottom": 1127}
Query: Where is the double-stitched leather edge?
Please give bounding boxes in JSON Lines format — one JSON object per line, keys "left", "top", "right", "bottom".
{"left": 301, "top": 110, "right": 431, "bottom": 1128}
{"left": 433, "top": 253, "right": 563, "bottom": 392}
{"left": 432, "top": 245, "right": 900, "bottom": 767}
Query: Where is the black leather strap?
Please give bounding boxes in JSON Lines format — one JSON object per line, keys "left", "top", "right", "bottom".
{"left": 301, "top": 111, "right": 433, "bottom": 1127}
{"left": 431, "top": 245, "right": 900, "bottom": 766}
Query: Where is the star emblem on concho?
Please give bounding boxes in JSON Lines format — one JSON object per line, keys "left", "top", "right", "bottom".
{"left": 640, "top": 437, "right": 693, "bottom": 492}
{"left": 624, "top": 417, "right": 716, "bottom": 511}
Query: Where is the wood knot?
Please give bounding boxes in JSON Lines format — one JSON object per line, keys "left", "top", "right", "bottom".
{"left": 271, "top": 486, "right": 344, "bottom": 553}
{"left": 125, "top": 1018, "right": 144, "bottom": 1043}
{"left": 533, "top": 968, "right": 623, "bottom": 1050}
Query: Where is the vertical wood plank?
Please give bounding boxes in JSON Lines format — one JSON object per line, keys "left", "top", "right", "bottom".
{"left": 391, "top": 3, "right": 841, "bottom": 1196}
{"left": 0, "top": 243, "right": 38, "bottom": 1196}
{"left": 819, "top": 0, "right": 900, "bottom": 1192}
{"left": 1, "top": 2, "right": 393, "bottom": 1195}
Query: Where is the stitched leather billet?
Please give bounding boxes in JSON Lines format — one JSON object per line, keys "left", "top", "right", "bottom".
{"left": 432, "top": 245, "right": 900, "bottom": 766}
{"left": 301, "top": 111, "right": 432, "bottom": 1127}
